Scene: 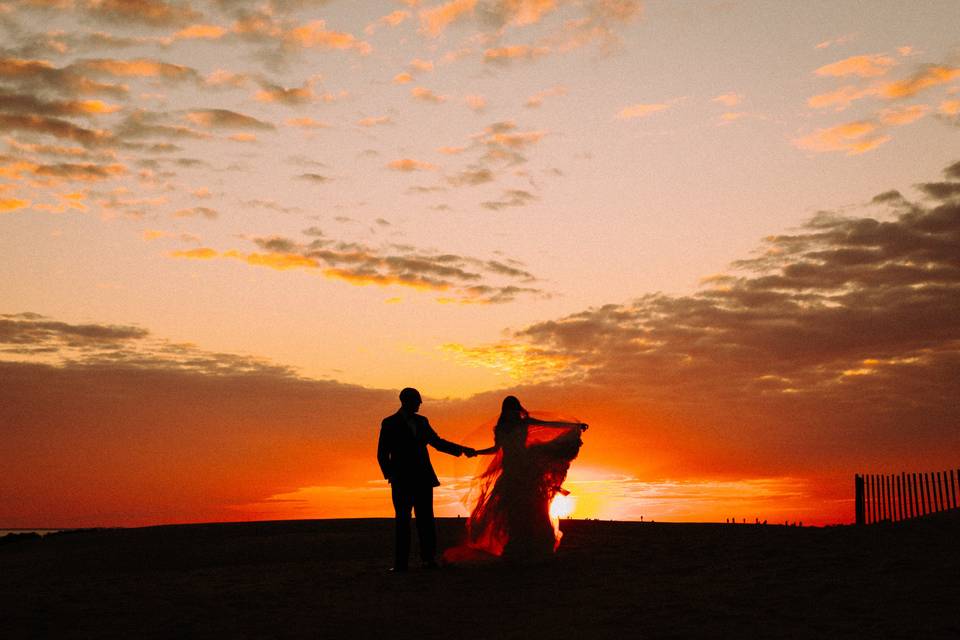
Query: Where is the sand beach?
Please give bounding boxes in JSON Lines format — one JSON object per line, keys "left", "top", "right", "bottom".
{"left": 2, "top": 515, "right": 958, "bottom": 638}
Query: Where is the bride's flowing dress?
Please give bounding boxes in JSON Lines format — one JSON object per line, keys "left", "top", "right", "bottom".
{"left": 451, "top": 412, "right": 585, "bottom": 562}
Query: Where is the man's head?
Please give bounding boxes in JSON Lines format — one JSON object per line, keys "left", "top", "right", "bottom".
{"left": 399, "top": 387, "right": 422, "bottom": 413}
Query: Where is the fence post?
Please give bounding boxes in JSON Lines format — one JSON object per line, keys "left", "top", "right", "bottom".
{"left": 938, "top": 472, "right": 946, "bottom": 513}
{"left": 906, "top": 472, "right": 914, "bottom": 519}
{"left": 916, "top": 472, "right": 923, "bottom": 516}
{"left": 951, "top": 469, "right": 958, "bottom": 510}
{"left": 887, "top": 475, "right": 894, "bottom": 521}
{"left": 896, "top": 475, "right": 903, "bottom": 521}
{"left": 855, "top": 474, "right": 865, "bottom": 525}
{"left": 925, "top": 473, "right": 933, "bottom": 515}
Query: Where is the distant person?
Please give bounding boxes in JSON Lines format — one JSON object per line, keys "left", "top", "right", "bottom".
{"left": 377, "top": 387, "right": 474, "bottom": 572}
{"left": 445, "top": 395, "right": 587, "bottom": 564}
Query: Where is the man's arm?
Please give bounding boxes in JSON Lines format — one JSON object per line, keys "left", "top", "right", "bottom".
{"left": 377, "top": 421, "right": 392, "bottom": 481}
{"left": 422, "top": 419, "right": 467, "bottom": 457}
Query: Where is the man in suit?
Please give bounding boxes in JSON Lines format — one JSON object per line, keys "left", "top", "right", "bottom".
{"left": 377, "top": 387, "right": 475, "bottom": 571}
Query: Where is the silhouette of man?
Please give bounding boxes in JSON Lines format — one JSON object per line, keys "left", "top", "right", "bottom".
{"left": 377, "top": 387, "right": 475, "bottom": 571}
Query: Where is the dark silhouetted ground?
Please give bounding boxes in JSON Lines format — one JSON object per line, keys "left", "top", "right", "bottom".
{"left": 2, "top": 515, "right": 959, "bottom": 638}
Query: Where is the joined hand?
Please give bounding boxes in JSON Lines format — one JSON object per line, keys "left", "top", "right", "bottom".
{"left": 463, "top": 447, "right": 478, "bottom": 458}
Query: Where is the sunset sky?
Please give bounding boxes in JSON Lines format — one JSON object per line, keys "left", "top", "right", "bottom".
{"left": 2, "top": 0, "right": 959, "bottom": 528}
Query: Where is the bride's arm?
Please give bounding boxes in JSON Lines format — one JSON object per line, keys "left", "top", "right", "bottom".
{"left": 474, "top": 444, "right": 500, "bottom": 455}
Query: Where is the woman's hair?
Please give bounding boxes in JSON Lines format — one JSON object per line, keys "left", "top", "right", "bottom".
{"left": 497, "top": 395, "right": 529, "bottom": 424}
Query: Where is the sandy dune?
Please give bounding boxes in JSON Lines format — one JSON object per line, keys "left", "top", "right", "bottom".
{"left": 2, "top": 516, "right": 958, "bottom": 638}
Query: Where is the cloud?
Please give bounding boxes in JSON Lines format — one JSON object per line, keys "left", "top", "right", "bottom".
{"left": 617, "top": 102, "right": 671, "bottom": 119}
{"left": 113, "top": 109, "right": 211, "bottom": 140}
{"left": 711, "top": 92, "right": 741, "bottom": 107}
{"left": 169, "top": 230, "right": 547, "bottom": 303}
{"left": 483, "top": 44, "right": 548, "bottom": 64}
{"left": 364, "top": 9, "right": 411, "bottom": 35}
{"left": 185, "top": 109, "right": 275, "bottom": 130}
{"left": 357, "top": 116, "right": 392, "bottom": 127}
{"left": 285, "top": 117, "right": 329, "bottom": 129}
{"left": 880, "top": 65, "right": 960, "bottom": 99}
{"left": 940, "top": 99, "right": 960, "bottom": 116}
{"left": 0, "top": 312, "right": 400, "bottom": 526}
{"left": 409, "top": 58, "right": 434, "bottom": 73}
{"left": 814, "top": 33, "right": 856, "bottom": 50}
{"left": 806, "top": 85, "right": 877, "bottom": 111}
{"left": 464, "top": 94, "right": 487, "bottom": 112}
{"left": 173, "top": 23, "right": 228, "bottom": 40}
{"left": 284, "top": 19, "right": 371, "bottom": 55}
{"left": 0, "top": 197, "right": 30, "bottom": 213}
{"left": 0, "top": 57, "right": 128, "bottom": 98}
{"left": 75, "top": 58, "right": 200, "bottom": 82}
{"left": 81, "top": 0, "right": 201, "bottom": 27}
{"left": 525, "top": 84, "right": 566, "bottom": 108}
{"left": 173, "top": 206, "right": 218, "bottom": 219}
{"left": 204, "top": 69, "right": 253, "bottom": 88}
{"left": 0, "top": 312, "right": 148, "bottom": 348}
{"left": 419, "top": 0, "right": 477, "bottom": 37}
{"left": 877, "top": 104, "right": 929, "bottom": 126}
{"left": 481, "top": 188, "right": 536, "bottom": 210}
{"left": 411, "top": 86, "right": 446, "bottom": 103}
{"left": 814, "top": 54, "right": 896, "bottom": 78}
{"left": 447, "top": 167, "right": 493, "bottom": 186}
{"left": 792, "top": 120, "right": 891, "bottom": 155}
{"left": 254, "top": 78, "right": 318, "bottom": 105}
{"left": 393, "top": 71, "right": 413, "bottom": 84}
{"left": 0, "top": 90, "right": 121, "bottom": 117}
{"left": 0, "top": 114, "right": 113, "bottom": 147}
{"left": 297, "top": 172, "right": 330, "bottom": 183}
{"left": 388, "top": 158, "right": 436, "bottom": 171}
{"left": 447, "top": 160, "right": 960, "bottom": 487}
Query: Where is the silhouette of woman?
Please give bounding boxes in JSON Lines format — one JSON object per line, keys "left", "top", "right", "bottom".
{"left": 450, "top": 396, "right": 587, "bottom": 563}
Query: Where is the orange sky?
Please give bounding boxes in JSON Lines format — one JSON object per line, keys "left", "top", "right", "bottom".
{"left": 2, "top": 0, "right": 960, "bottom": 528}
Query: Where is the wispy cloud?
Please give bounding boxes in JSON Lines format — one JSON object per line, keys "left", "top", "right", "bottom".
{"left": 617, "top": 102, "right": 671, "bottom": 119}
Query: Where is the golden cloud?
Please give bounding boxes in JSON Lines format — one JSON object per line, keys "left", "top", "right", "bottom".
{"left": 285, "top": 117, "right": 329, "bottom": 129}
{"left": 387, "top": 158, "right": 436, "bottom": 171}
{"left": 617, "top": 102, "right": 670, "bottom": 119}
{"left": 411, "top": 86, "right": 446, "bottom": 103}
{"left": 792, "top": 120, "right": 891, "bottom": 155}
{"left": 465, "top": 94, "right": 487, "bottom": 111}
{"left": 358, "top": 116, "right": 392, "bottom": 127}
{"left": 483, "top": 44, "right": 548, "bottom": 64}
{"left": 0, "top": 197, "right": 30, "bottom": 213}
{"left": 814, "top": 54, "right": 896, "bottom": 78}
{"left": 285, "top": 20, "right": 371, "bottom": 55}
{"left": 877, "top": 104, "right": 929, "bottom": 126}
{"left": 712, "top": 93, "right": 741, "bottom": 107}
{"left": 174, "top": 24, "right": 227, "bottom": 40}
{"left": 880, "top": 65, "right": 960, "bottom": 99}
{"left": 419, "top": 0, "right": 477, "bottom": 37}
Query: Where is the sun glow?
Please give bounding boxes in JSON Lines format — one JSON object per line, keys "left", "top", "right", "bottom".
{"left": 549, "top": 493, "right": 576, "bottom": 519}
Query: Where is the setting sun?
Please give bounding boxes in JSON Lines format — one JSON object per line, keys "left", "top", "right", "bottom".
{"left": 549, "top": 494, "right": 576, "bottom": 520}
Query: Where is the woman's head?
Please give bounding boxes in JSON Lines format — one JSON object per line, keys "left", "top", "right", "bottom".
{"left": 499, "top": 395, "right": 528, "bottom": 421}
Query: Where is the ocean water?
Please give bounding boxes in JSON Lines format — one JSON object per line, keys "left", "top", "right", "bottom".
{"left": 0, "top": 529, "right": 62, "bottom": 537}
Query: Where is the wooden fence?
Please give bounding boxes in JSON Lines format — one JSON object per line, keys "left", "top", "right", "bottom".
{"left": 855, "top": 470, "right": 960, "bottom": 525}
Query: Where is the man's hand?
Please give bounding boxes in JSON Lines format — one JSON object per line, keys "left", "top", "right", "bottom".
{"left": 463, "top": 447, "right": 477, "bottom": 458}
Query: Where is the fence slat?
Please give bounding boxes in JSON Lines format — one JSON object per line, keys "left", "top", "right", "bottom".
{"left": 925, "top": 473, "right": 933, "bottom": 515}
{"left": 889, "top": 475, "right": 895, "bottom": 521}
{"left": 897, "top": 475, "right": 904, "bottom": 521}
{"left": 872, "top": 474, "right": 878, "bottom": 523}
{"left": 918, "top": 472, "right": 926, "bottom": 515}
{"left": 907, "top": 472, "right": 915, "bottom": 518}
{"left": 938, "top": 472, "right": 946, "bottom": 513}
{"left": 951, "top": 469, "right": 958, "bottom": 510}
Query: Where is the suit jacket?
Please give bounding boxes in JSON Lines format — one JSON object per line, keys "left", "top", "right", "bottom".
{"left": 377, "top": 410, "right": 463, "bottom": 488}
